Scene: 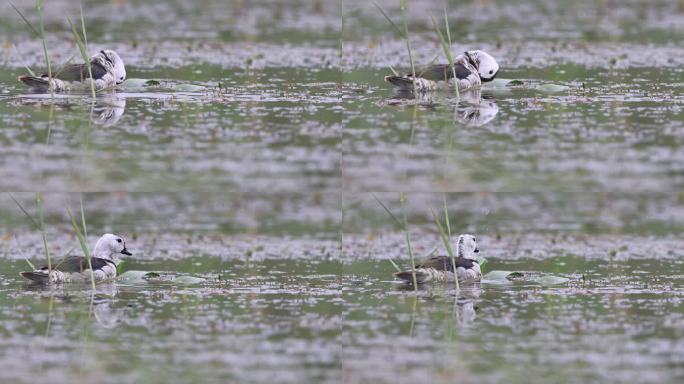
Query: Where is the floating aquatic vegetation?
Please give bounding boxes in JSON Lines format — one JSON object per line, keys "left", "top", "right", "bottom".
{"left": 119, "top": 78, "right": 206, "bottom": 92}
{"left": 118, "top": 270, "right": 206, "bottom": 285}
{"left": 483, "top": 270, "right": 569, "bottom": 285}
{"left": 485, "top": 78, "right": 571, "bottom": 93}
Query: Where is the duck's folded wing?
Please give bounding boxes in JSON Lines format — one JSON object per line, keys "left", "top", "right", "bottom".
{"left": 417, "top": 62, "right": 474, "bottom": 82}
{"left": 455, "top": 257, "right": 477, "bottom": 269}
{"left": 43, "top": 256, "right": 110, "bottom": 272}
{"left": 415, "top": 256, "right": 452, "bottom": 271}
{"left": 415, "top": 256, "right": 478, "bottom": 271}
{"left": 52, "top": 62, "right": 108, "bottom": 81}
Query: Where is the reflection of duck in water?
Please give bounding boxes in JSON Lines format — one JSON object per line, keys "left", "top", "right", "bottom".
{"left": 15, "top": 95, "right": 127, "bottom": 126}
{"left": 92, "top": 96, "right": 126, "bottom": 126}
{"left": 385, "top": 50, "right": 499, "bottom": 93}
{"left": 394, "top": 234, "right": 481, "bottom": 284}
{"left": 452, "top": 91, "right": 499, "bottom": 127}
{"left": 385, "top": 84, "right": 499, "bottom": 127}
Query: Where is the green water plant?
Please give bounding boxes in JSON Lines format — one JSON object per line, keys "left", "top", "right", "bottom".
{"left": 66, "top": 4, "right": 96, "bottom": 98}
{"left": 399, "top": 193, "right": 418, "bottom": 290}
{"left": 430, "top": 207, "right": 459, "bottom": 290}
{"left": 10, "top": 1, "right": 53, "bottom": 95}
{"left": 431, "top": 8, "right": 459, "bottom": 98}
{"left": 66, "top": 203, "right": 96, "bottom": 291}
{"left": 482, "top": 271, "right": 569, "bottom": 285}
{"left": 372, "top": 193, "right": 402, "bottom": 273}
{"left": 8, "top": 193, "right": 52, "bottom": 279}
{"left": 373, "top": 0, "right": 417, "bottom": 94}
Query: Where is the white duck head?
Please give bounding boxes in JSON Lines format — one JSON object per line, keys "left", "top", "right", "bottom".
{"left": 465, "top": 50, "right": 499, "bottom": 82}
{"left": 456, "top": 234, "right": 480, "bottom": 259}
{"left": 93, "top": 233, "right": 131, "bottom": 260}
{"left": 97, "top": 49, "right": 126, "bottom": 84}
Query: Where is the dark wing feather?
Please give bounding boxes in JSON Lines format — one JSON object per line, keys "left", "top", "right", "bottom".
{"left": 40, "top": 256, "right": 111, "bottom": 272}
{"left": 416, "top": 256, "right": 476, "bottom": 271}
{"left": 416, "top": 256, "right": 451, "bottom": 271}
{"left": 417, "top": 63, "right": 473, "bottom": 81}
{"left": 52, "top": 61, "right": 108, "bottom": 81}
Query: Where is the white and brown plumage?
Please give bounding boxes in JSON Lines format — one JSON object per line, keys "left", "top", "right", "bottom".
{"left": 394, "top": 234, "right": 481, "bottom": 284}
{"left": 385, "top": 50, "right": 499, "bottom": 92}
{"left": 18, "top": 49, "right": 127, "bottom": 92}
{"left": 20, "top": 234, "right": 132, "bottom": 284}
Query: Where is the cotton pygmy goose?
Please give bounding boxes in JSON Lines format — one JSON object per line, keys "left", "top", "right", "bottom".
{"left": 18, "top": 49, "right": 126, "bottom": 92}
{"left": 20, "top": 234, "right": 132, "bottom": 284}
{"left": 385, "top": 50, "right": 499, "bottom": 92}
{"left": 394, "top": 234, "right": 481, "bottom": 284}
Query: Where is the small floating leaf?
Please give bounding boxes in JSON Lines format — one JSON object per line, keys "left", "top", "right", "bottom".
{"left": 119, "top": 270, "right": 161, "bottom": 282}
{"left": 119, "top": 78, "right": 153, "bottom": 89}
{"left": 483, "top": 270, "right": 524, "bottom": 281}
{"left": 115, "top": 260, "right": 125, "bottom": 275}
{"left": 475, "top": 256, "right": 487, "bottom": 272}
{"left": 487, "top": 78, "right": 523, "bottom": 88}
{"left": 145, "top": 79, "right": 161, "bottom": 86}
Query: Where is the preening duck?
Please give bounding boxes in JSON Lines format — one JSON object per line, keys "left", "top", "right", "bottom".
{"left": 385, "top": 50, "right": 499, "bottom": 92}
{"left": 18, "top": 49, "right": 126, "bottom": 92}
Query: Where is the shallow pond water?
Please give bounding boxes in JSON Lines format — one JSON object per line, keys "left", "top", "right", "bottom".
{"left": 1, "top": 0, "right": 684, "bottom": 383}
{"left": 0, "top": 258, "right": 341, "bottom": 384}
{"left": 343, "top": 256, "right": 684, "bottom": 384}
{"left": 342, "top": 64, "right": 684, "bottom": 193}
{"left": 0, "top": 66, "right": 341, "bottom": 192}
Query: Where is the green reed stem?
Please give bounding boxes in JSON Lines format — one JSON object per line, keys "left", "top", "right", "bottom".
{"left": 35, "top": 192, "right": 52, "bottom": 282}
{"left": 400, "top": 193, "right": 417, "bottom": 290}
{"left": 431, "top": 11, "right": 459, "bottom": 98}
{"left": 66, "top": 206, "right": 95, "bottom": 291}
{"left": 431, "top": 207, "right": 459, "bottom": 290}
{"left": 67, "top": 13, "right": 95, "bottom": 98}
{"left": 36, "top": 1, "right": 54, "bottom": 95}
{"left": 400, "top": 0, "right": 417, "bottom": 95}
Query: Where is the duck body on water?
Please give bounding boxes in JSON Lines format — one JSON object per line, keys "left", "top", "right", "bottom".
{"left": 394, "top": 234, "right": 481, "bottom": 284}
{"left": 18, "top": 49, "right": 126, "bottom": 92}
{"left": 20, "top": 234, "right": 132, "bottom": 284}
{"left": 385, "top": 50, "right": 499, "bottom": 92}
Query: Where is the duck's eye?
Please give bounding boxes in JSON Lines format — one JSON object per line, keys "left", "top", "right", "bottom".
{"left": 116, "top": 238, "right": 122, "bottom": 243}
{"left": 489, "top": 70, "right": 493, "bottom": 75}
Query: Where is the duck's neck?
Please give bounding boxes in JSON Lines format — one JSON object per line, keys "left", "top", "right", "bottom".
{"left": 92, "top": 242, "right": 113, "bottom": 260}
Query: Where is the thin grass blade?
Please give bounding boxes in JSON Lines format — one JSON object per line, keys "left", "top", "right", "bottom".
{"left": 372, "top": 1, "right": 403, "bottom": 36}
{"left": 35, "top": 192, "right": 51, "bottom": 280}
{"left": 36, "top": 0, "right": 53, "bottom": 95}
{"left": 66, "top": 206, "right": 96, "bottom": 290}
{"left": 430, "top": 207, "right": 459, "bottom": 289}
{"left": 400, "top": 0, "right": 417, "bottom": 94}
{"left": 431, "top": 15, "right": 459, "bottom": 98}
{"left": 66, "top": 16, "right": 95, "bottom": 97}
{"left": 372, "top": 193, "right": 402, "bottom": 227}
{"left": 387, "top": 256, "right": 401, "bottom": 272}
{"left": 400, "top": 193, "right": 417, "bottom": 290}
{"left": 78, "top": 4, "right": 96, "bottom": 98}
{"left": 8, "top": 193, "right": 39, "bottom": 229}
{"left": 9, "top": 2, "right": 39, "bottom": 37}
